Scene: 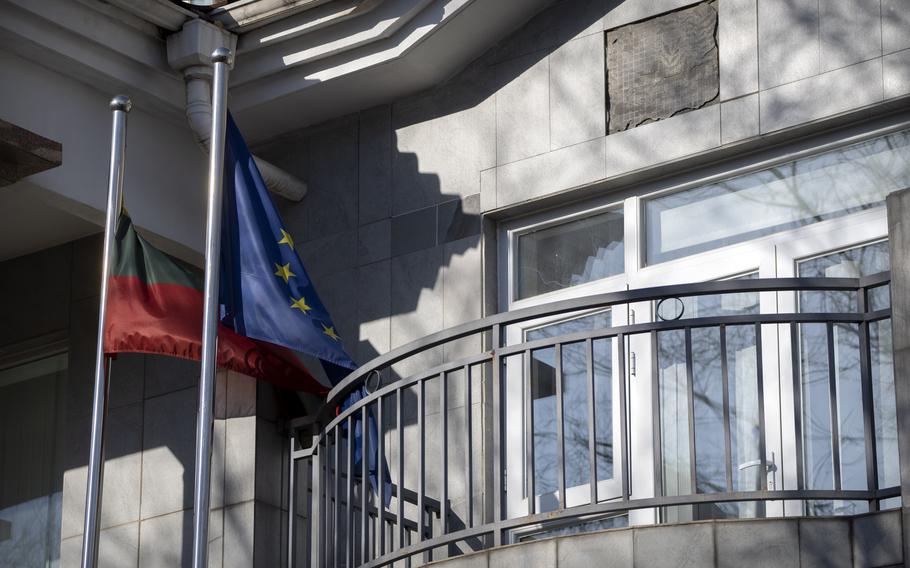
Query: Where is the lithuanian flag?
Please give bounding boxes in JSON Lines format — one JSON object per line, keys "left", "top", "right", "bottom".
{"left": 102, "top": 212, "right": 325, "bottom": 393}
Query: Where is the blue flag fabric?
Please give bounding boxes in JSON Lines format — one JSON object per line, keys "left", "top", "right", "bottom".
{"left": 220, "top": 114, "right": 390, "bottom": 505}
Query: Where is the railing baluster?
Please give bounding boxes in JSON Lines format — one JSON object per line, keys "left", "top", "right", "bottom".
{"left": 857, "top": 286, "right": 879, "bottom": 509}
{"left": 334, "top": 427, "right": 341, "bottom": 567}
{"left": 465, "top": 364, "right": 474, "bottom": 528}
{"left": 377, "top": 395, "right": 386, "bottom": 557}
{"left": 585, "top": 338, "right": 597, "bottom": 505}
{"left": 827, "top": 323, "right": 842, "bottom": 491}
{"left": 346, "top": 416, "right": 354, "bottom": 567}
{"left": 315, "top": 431, "right": 325, "bottom": 568}
{"left": 441, "top": 370, "right": 449, "bottom": 556}
{"left": 361, "top": 404, "right": 369, "bottom": 563}
{"left": 555, "top": 343, "right": 566, "bottom": 509}
{"left": 288, "top": 436, "right": 296, "bottom": 568}
{"left": 397, "top": 388, "right": 405, "bottom": 554}
{"left": 721, "top": 325, "right": 734, "bottom": 493}
{"left": 756, "top": 323, "right": 768, "bottom": 492}
{"left": 418, "top": 379, "right": 427, "bottom": 563}
{"left": 491, "top": 324, "right": 503, "bottom": 548}
{"left": 652, "top": 330, "right": 663, "bottom": 500}
{"left": 685, "top": 328, "right": 697, "bottom": 495}
{"left": 791, "top": 321, "right": 805, "bottom": 490}
{"left": 524, "top": 349, "right": 536, "bottom": 515}
{"left": 618, "top": 333, "right": 630, "bottom": 501}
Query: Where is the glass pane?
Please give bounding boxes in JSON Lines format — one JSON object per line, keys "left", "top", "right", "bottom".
{"left": 799, "top": 322, "right": 834, "bottom": 491}
{"left": 525, "top": 311, "right": 614, "bottom": 507}
{"left": 871, "top": 319, "right": 899, "bottom": 489}
{"left": 645, "top": 130, "right": 910, "bottom": 263}
{"left": 658, "top": 329, "right": 692, "bottom": 521}
{"left": 834, "top": 323, "right": 866, "bottom": 491}
{"left": 728, "top": 325, "right": 761, "bottom": 491}
{"left": 593, "top": 338, "right": 613, "bottom": 484}
{"left": 692, "top": 327, "right": 725, "bottom": 495}
{"left": 655, "top": 272, "right": 759, "bottom": 322}
{"left": 531, "top": 346, "right": 559, "bottom": 507}
{"left": 517, "top": 210, "right": 624, "bottom": 299}
{"left": 0, "top": 353, "right": 67, "bottom": 567}
{"left": 798, "top": 241, "right": 890, "bottom": 313}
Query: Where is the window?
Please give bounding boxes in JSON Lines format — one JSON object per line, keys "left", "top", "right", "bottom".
{"left": 515, "top": 209, "right": 624, "bottom": 300}
{"left": 0, "top": 352, "right": 67, "bottom": 566}
{"left": 644, "top": 130, "right": 910, "bottom": 264}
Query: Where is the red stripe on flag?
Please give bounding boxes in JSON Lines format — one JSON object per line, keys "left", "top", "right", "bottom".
{"left": 103, "top": 275, "right": 326, "bottom": 394}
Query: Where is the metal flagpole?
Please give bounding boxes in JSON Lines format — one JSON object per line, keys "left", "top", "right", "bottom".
{"left": 192, "top": 47, "right": 233, "bottom": 568}
{"left": 80, "top": 95, "right": 131, "bottom": 568}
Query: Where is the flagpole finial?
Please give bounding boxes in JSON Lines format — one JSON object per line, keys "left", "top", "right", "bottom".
{"left": 211, "top": 47, "right": 234, "bottom": 66}
{"left": 110, "top": 95, "right": 131, "bottom": 113}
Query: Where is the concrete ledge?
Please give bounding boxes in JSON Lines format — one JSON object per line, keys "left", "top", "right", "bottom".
{"left": 0, "top": 119, "right": 62, "bottom": 187}
{"left": 424, "top": 510, "right": 902, "bottom": 568}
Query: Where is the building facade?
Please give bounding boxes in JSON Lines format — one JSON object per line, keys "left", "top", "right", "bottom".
{"left": 1, "top": 0, "right": 910, "bottom": 566}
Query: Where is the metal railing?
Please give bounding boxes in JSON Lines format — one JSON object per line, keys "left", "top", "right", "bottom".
{"left": 287, "top": 274, "right": 898, "bottom": 567}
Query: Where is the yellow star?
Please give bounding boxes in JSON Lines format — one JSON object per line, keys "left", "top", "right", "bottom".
{"left": 290, "top": 296, "right": 311, "bottom": 313}
{"left": 322, "top": 324, "right": 340, "bottom": 341}
{"left": 274, "top": 262, "right": 295, "bottom": 283}
{"left": 277, "top": 228, "right": 295, "bottom": 249}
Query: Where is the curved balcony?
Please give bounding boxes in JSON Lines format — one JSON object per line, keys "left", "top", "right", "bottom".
{"left": 288, "top": 274, "right": 898, "bottom": 567}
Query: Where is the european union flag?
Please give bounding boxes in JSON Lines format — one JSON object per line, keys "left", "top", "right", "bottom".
{"left": 219, "top": 114, "right": 389, "bottom": 503}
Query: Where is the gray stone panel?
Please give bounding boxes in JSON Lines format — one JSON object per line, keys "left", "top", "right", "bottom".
{"left": 442, "top": 235, "right": 483, "bottom": 363}
{"left": 480, "top": 168, "right": 496, "bottom": 212}
{"left": 140, "top": 386, "right": 197, "bottom": 519}
{"left": 143, "top": 354, "right": 199, "bottom": 400}
{"left": 390, "top": 246, "right": 445, "bottom": 378}
{"left": 721, "top": 94, "right": 759, "bottom": 145}
{"left": 604, "top": 0, "right": 704, "bottom": 31}
{"left": 255, "top": 417, "right": 284, "bottom": 509}
{"left": 358, "top": 219, "right": 391, "bottom": 266}
{"left": 853, "top": 510, "right": 903, "bottom": 567}
{"left": 0, "top": 241, "right": 71, "bottom": 347}
{"left": 225, "top": 415, "right": 256, "bottom": 507}
{"left": 359, "top": 105, "right": 392, "bottom": 225}
{"left": 719, "top": 0, "right": 759, "bottom": 100}
{"left": 884, "top": 49, "right": 910, "bottom": 99}
{"left": 799, "top": 518, "right": 852, "bottom": 568}
{"left": 299, "top": 228, "right": 357, "bottom": 280}
{"left": 607, "top": 2, "right": 718, "bottom": 133}
{"left": 65, "top": 296, "right": 99, "bottom": 419}
{"left": 71, "top": 233, "right": 102, "bottom": 302}
{"left": 437, "top": 195, "right": 481, "bottom": 245}
{"left": 99, "top": 402, "right": 143, "bottom": 529}
{"left": 757, "top": 0, "right": 820, "bottom": 90}
{"left": 225, "top": 370, "right": 256, "bottom": 419}
{"left": 882, "top": 0, "right": 910, "bottom": 54}
{"left": 604, "top": 105, "right": 720, "bottom": 178}
{"left": 495, "top": 53, "right": 550, "bottom": 165}
{"left": 488, "top": 538, "right": 556, "bottom": 568}
{"left": 486, "top": 0, "right": 604, "bottom": 66}
{"left": 391, "top": 205, "right": 436, "bottom": 257}
{"left": 307, "top": 117, "right": 358, "bottom": 237}
{"left": 716, "top": 519, "right": 798, "bottom": 568}
{"left": 497, "top": 137, "right": 606, "bottom": 208}
{"left": 759, "top": 58, "right": 884, "bottom": 133}
{"left": 99, "top": 521, "right": 140, "bottom": 568}
{"left": 254, "top": 501, "right": 283, "bottom": 568}
{"left": 819, "top": 0, "right": 882, "bottom": 73}
{"left": 223, "top": 501, "right": 255, "bottom": 568}
{"left": 138, "top": 509, "right": 190, "bottom": 568}
{"left": 392, "top": 66, "right": 495, "bottom": 216}
{"left": 557, "top": 528, "right": 632, "bottom": 567}
{"left": 109, "top": 353, "right": 145, "bottom": 410}
{"left": 549, "top": 33, "right": 605, "bottom": 150}
{"left": 356, "top": 259, "right": 391, "bottom": 363}
{"left": 633, "top": 522, "right": 713, "bottom": 568}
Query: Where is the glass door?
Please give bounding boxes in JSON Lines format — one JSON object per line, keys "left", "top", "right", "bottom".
{"left": 630, "top": 236, "right": 780, "bottom": 522}
{"left": 774, "top": 208, "right": 891, "bottom": 516}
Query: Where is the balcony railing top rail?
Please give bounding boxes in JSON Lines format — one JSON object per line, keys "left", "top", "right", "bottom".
{"left": 288, "top": 273, "right": 896, "bottom": 568}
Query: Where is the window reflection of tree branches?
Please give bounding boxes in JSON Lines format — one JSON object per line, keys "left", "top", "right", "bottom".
{"left": 526, "top": 311, "right": 614, "bottom": 509}
{"left": 796, "top": 241, "right": 892, "bottom": 516}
